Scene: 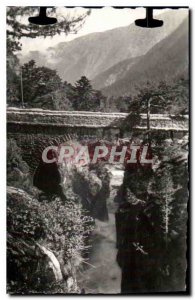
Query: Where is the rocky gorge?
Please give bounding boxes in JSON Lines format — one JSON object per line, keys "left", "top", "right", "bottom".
{"left": 7, "top": 132, "right": 188, "bottom": 293}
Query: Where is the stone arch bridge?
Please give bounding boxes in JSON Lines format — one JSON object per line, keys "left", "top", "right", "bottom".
{"left": 7, "top": 108, "right": 188, "bottom": 173}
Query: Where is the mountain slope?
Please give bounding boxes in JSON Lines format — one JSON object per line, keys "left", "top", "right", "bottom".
{"left": 19, "top": 10, "right": 188, "bottom": 84}
{"left": 92, "top": 56, "right": 141, "bottom": 90}
{"left": 101, "top": 17, "right": 189, "bottom": 97}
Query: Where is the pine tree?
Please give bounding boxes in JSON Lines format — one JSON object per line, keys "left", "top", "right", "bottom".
{"left": 68, "top": 76, "right": 104, "bottom": 111}
{"left": 21, "top": 60, "right": 62, "bottom": 107}
{"left": 7, "top": 7, "right": 90, "bottom": 53}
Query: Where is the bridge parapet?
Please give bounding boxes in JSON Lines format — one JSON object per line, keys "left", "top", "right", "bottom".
{"left": 7, "top": 108, "right": 188, "bottom": 132}
{"left": 7, "top": 108, "right": 188, "bottom": 173}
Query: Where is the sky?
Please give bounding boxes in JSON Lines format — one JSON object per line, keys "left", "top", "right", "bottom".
{"left": 20, "top": 7, "right": 164, "bottom": 54}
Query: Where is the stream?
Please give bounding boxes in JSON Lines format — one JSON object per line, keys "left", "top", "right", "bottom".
{"left": 77, "top": 168, "right": 124, "bottom": 294}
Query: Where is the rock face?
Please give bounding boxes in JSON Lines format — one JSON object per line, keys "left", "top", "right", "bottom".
{"left": 115, "top": 140, "right": 188, "bottom": 293}
{"left": 115, "top": 199, "right": 156, "bottom": 292}
{"left": 72, "top": 163, "right": 111, "bottom": 221}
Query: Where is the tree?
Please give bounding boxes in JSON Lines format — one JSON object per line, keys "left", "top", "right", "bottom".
{"left": 7, "top": 54, "right": 21, "bottom": 106}
{"left": 134, "top": 79, "right": 189, "bottom": 116}
{"left": 133, "top": 82, "right": 168, "bottom": 133}
{"left": 114, "top": 95, "right": 132, "bottom": 112}
{"left": 7, "top": 59, "right": 75, "bottom": 110}
{"left": 20, "top": 60, "right": 63, "bottom": 108}
{"left": 126, "top": 78, "right": 189, "bottom": 142}
{"left": 6, "top": 7, "right": 90, "bottom": 108}
{"left": 7, "top": 7, "right": 90, "bottom": 53}
{"left": 93, "top": 90, "right": 107, "bottom": 112}
{"left": 68, "top": 76, "right": 105, "bottom": 111}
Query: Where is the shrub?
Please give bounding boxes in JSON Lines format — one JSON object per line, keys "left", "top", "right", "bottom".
{"left": 7, "top": 138, "right": 32, "bottom": 191}
{"left": 7, "top": 186, "right": 93, "bottom": 294}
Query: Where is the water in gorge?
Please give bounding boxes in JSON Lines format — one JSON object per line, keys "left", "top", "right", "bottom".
{"left": 77, "top": 168, "right": 124, "bottom": 294}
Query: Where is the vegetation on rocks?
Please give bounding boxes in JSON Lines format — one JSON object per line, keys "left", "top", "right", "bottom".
{"left": 7, "top": 188, "right": 93, "bottom": 294}
{"left": 7, "top": 138, "right": 94, "bottom": 294}
{"left": 7, "top": 138, "right": 32, "bottom": 192}
{"left": 115, "top": 137, "right": 188, "bottom": 292}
